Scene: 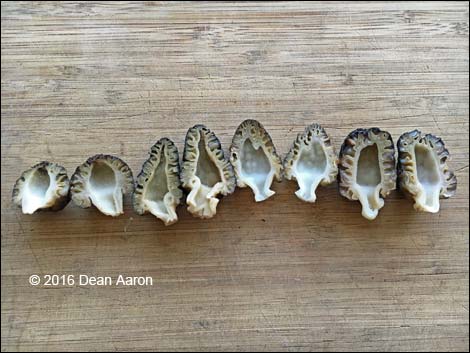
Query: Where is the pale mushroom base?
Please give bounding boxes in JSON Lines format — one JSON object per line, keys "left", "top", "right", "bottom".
{"left": 186, "top": 179, "right": 226, "bottom": 219}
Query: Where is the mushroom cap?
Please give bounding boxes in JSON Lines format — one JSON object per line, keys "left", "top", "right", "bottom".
{"left": 133, "top": 138, "right": 183, "bottom": 225}
{"left": 397, "top": 130, "right": 457, "bottom": 212}
{"left": 338, "top": 128, "right": 396, "bottom": 220}
{"left": 70, "top": 154, "right": 134, "bottom": 216}
{"left": 181, "top": 124, "right": 236, "bottom": 219}
{"left": 283, "top": 123, "right": 338, "bottom": 202}
{"left": 12, "top": 161, "right": 70, "bottom": 214}
{"left": 230, "top": 119, "right": 282, "bottom": 202}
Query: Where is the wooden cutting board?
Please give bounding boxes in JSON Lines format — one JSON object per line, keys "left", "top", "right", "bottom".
{"left": 1, "top": 2, "right": 468, "bottom": 351}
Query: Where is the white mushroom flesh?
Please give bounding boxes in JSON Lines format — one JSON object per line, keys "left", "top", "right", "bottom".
{"left": 339, "top": 128, "right": 396, "bottom": 221}
{"left": 142, "top": 151, "right": 178, "bottom": 224}
{"left": 182, "top": 125, "right": 235, "bottom": 219}
{"left": 71, "top": 155, "right": 134, "bottom": 217}
{"left": 397, "top": 131, "right": 456, "bottom": 213}
{"left": 22, "top": 167, "right": 56, "bottom": 214}
{"left": 186, "top": 136, "right": 223, "bottom": 218}
{"left": 88, "top": 161, "right": 123, "bottom": 216}
{"left": 284, "top": 124, "right": 338, "bottom": 203}
{"left": 239, "top": 138, "right": 275, "bottom": 202}
{"left": 294, "top": 139, "right": 328, "bottom": 201}
{"left": 230, "top": 120, "right": 282, "bottom": 202}
{"left": 414, "top": 144, "right": 442, "bottom": 212}
{"left": 134, "top": 139, "right": 182, "bottom": 225}
{"left": 13, "top": 162, "right": 70, "bottom": 214}
{"left": 354, "top": 144, "right": 384, "bottom": 220}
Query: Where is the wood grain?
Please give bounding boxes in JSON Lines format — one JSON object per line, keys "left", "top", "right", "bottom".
{"left": 1, "top": 2, "right": 468, "bottom": 351}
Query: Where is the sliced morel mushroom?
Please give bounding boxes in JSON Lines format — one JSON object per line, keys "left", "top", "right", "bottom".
{"left": 339, "top": 128, "right": 396, "bottom": 220}
{"left": 284, "top": 123, "right": 338, "bottom": 202}
{"left": 181, "top": 125, "right": 236, "bottom": 219}
{"left": 397, "top": 130, "right": 457, "bottom": 213}
{"left": 133, "top": 138, "right": 183, "bottom": 225}
{"left": 230, "top": 120, "right": 282, "bottom": 202}
{"left": 12, "top": 161, "right": 70, "bottom": 214}
{"left": 70, "top": 155, "right": 134, "bottom": 217}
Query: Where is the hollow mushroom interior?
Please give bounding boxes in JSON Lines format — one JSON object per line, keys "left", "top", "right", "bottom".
{"left": 294, "top": 138, "right": 327, "bottom": 202}
{"left": 188, "top": 136, "right": 223, "bottom": 216}
{"left": 414, "top": 143, "right": 441, "bottom": 212}
{"left": 22, "top": 167, "right": 54, "bottom": 214}
{"left": 88, "top": 161, "right": 122, "bottom": 216}
{"left": 197, "top": 137, "right": 221, "bottom": 188}
{"left": 355, "top": 144, "right": 384, "bottom": 220}
{"left": 239, "top": 139, "right": 275, "bottom": 202}
{"left": 142, "top": 151, "right": 175, "bottom": 222}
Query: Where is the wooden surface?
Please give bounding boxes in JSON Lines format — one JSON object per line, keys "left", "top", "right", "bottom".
{"left": 1, "top": 2, "right": 469, "bottom": 351}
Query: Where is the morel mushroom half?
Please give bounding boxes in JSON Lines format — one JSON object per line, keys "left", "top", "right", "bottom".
{"left": 230, "top": 120, "right": 282, "bottom": 202}
{"left": 181, "top": 125, "right": 236, "bottom": 219}
{"left": 397, "top": 130, "right": 457, "bottom": 213}
{"left": 70, "top": 155, "right": 134, "bottom": 217}
{"left": 12, "top": 161, "right": 70, "bottom": 214}
{"left": 133, "top": 138, "right": 183, "bottom": 225}
{"left": 339, "top": 128, "right": 396, "bottom": 220}
{"left": 284, "top": 123, "right": 338, "bottom": 202}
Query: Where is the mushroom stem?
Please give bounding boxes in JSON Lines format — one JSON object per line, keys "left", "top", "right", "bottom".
{"left": 144, "top": 193, "right": 178, "bottom": 226}
{"left": 355, "top": 185, "right": 384, "bottom": 221}
{"left": 414, "top": 184, "right": 440, "bottom": 213}
{"left": 90, "top": 187, "right": 123, "bottom": 217}
{"left": 186, "top": 178, "right": 221, "bottom": 218}
{"left": 294, "top": 173, "right": 323, "bottom": 203}
{"left": 22, "top": 192, "right": 51, "bottom": 214}
{"left": 242, "top": 172, "right": 275, "bottom": 202}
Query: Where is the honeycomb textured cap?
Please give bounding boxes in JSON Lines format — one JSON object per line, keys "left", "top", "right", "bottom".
{"left": 339, "top": 127, "right": 396, "bottom": 200}
{"left": 133, "top": 138, "right": 183, "bottom": 225}
{"left": 229, "top": 119, "right": 283, "bottom": 202}
{"left": 70, "top": 154, "right": 134, "bottom": 216}
{"left": 181, "top": 124, "right": 236, "bottom": 218}
{"left": 338, "top": 128, "right": 396, "bottom": 220}
{"left": 283, "top": 123, "right": 338, "bottom": 203}
{"left": 397, "top": 130, "right": 457, "bottom": 212}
